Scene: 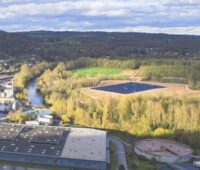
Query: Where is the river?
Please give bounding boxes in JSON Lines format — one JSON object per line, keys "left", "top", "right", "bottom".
{"left": 27, "top": 79, "right": 44, "bottom": 107}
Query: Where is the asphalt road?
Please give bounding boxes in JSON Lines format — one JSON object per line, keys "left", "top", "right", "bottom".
{"left": 109, "top": 136, "right": 128, "bottom": 170}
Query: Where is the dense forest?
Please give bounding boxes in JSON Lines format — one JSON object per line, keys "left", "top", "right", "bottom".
{"left": 1, "top": 30, "right": 200, "bottom": 61}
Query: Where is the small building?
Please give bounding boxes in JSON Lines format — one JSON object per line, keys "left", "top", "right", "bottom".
{"left": 25, "top": 109, "right": 52, "bottom": 117}
{"left": 37, "top": 114, "right": 53, "bottom": 125}
{"left": 25, "top": 109, "right": 53, "bottom": 125}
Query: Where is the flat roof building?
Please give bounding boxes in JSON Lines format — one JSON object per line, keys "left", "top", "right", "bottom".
{"left": 62, "top": 128, "right": 107, "bottom": 162}
{"left": 0, "top": 123, "right": 109, "bottom": 170}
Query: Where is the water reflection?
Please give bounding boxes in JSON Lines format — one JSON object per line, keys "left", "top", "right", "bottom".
{"left": 27, "top": 79, "right": 43, "bottom": 107}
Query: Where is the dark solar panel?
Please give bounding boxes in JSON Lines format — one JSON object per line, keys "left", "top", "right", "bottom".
{"left": 0, "top": 124, "right": 22, "bottom": 141}
{"left": 0, "top": 124, "right": 69, "bottom": 157}
{"left": 92, "top": 82, "right": 164, "bottom": 94}
{"left": 0, "top": 141, "right": 10, "bottom": 151}
{"left": 30, "top": 127, "right": 63, "bottom": 144}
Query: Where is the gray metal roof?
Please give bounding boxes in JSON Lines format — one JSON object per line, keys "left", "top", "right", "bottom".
{"left": 61, "top": 128, "right": 107, "bottom": 162}
{"left": 0, "top": 123, "right": 107, "bottom": 162}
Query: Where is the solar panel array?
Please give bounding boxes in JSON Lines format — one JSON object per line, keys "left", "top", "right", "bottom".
{"left": 92, "top": 82, "right": 164, "bottom": 94}
{"left": 0, "top": 124, "right": 22, "bottom": 141}
{"left": 0, "top": 124, "right": 69, "bottom": 157}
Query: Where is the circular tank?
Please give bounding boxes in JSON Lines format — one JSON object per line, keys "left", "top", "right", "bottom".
{"left": 134, "top": 139, "right": 193, "bottom": 163}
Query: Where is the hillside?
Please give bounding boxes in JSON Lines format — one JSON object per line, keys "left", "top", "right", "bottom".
{"left": 1, "top": 31, "right": 200, "bottom": 61}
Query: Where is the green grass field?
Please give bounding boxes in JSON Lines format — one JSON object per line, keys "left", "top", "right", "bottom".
{"left": 72, "top": 67, "right": 124, "bottom": 77}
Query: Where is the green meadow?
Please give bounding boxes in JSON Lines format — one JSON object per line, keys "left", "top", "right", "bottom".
{"left": 72, "top": 67, "right": 124, "bottom": 77}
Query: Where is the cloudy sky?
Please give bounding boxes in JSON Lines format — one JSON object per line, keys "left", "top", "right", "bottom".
{"left": 0, "top": 0, "right": 200, "bottom": 35}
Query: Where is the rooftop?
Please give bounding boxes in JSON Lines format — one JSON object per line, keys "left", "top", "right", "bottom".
{"left": 0, "top": 123, "right": 107, "bottom": 162}
{"left": 25, "top": 109, "right": 52, "bottom": 116}
{"left": 0, "top": 124, "right": 68, "bottom": 156}
{"left": 61, "top": 127, "right": 107, "bottom": 162}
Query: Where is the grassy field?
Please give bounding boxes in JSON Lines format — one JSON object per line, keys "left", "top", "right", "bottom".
{"left": 72, "top": 67, "right": 124, "bottom": 77}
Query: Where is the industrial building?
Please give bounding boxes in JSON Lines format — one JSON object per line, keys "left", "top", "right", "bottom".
{"left": 0, "top": 123, "right": 109, "bottom": 170}
{"left": 0, "top": 77, "right": 16, "bottom": 111}
{"left": 134, "top": 139, "right": 193, "bottom": 163}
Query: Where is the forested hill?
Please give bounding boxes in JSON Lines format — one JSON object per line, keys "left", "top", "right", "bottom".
{"left": 1, "top": 30, "right": 200, "bottom": 61}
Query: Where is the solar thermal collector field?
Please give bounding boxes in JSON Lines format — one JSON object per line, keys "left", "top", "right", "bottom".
{"left": 92, "top": 82, "right": 163, "bottom": 94}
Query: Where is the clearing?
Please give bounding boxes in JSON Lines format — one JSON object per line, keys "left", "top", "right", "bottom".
{"left": 84, "top": 80, "right": 200, "bottom": 98}
{"left": 72, "top": 67, "right": 125, "bottom": 77}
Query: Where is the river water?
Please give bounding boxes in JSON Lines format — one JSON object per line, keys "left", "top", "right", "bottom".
{"left": 27, "top": 79, "right": 43, "bottom": 107}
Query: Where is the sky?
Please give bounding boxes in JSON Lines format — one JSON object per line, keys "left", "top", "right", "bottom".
{"left": 0, "top": 0, "right": 200, "bottom": 35}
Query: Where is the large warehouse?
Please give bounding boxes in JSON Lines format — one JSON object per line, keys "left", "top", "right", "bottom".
{"left": 0, "top": 123, "right": 109, "bottom": 170}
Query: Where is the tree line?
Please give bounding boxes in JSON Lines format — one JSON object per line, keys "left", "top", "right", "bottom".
{"left": 2, "top": 31, "right": 200, "bottom": 61}
{"left": 138, "top": 61, "right": 200, "bottom": 90}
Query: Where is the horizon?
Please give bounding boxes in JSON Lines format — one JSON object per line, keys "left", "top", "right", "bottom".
{"left": 1, "top": 29, "right": 200, "bottom": 37}
{"left": 0, "top": 0, "right": 200, "bottom": 35}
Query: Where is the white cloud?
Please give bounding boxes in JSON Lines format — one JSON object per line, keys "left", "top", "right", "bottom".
{"left": 103, "top": 26, "right": 200, "bottom": 35}
{"left": 0, "top": 0, "right": 199, "bottom": 19}
{"left": 0, "top": 0, "right": 131, "bottom": 18}
{"left": 0, "top": 0, "right": 199, "bottom": 35}
{"left": 84, "top": 9, "right": 128, "bottom": 17}
{"left": 60, "top": 20, "right": 94, "bottom": 29}
{"left": 0, "top": 2, "right": 72, "bottom": 18}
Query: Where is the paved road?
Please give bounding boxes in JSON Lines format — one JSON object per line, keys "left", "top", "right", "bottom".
{"left": 109, "top": 136, "right": 129, "bottom": 170}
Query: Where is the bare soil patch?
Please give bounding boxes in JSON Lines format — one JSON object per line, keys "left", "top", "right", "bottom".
{"left": 83, "top": 80, "right": 200, "bottom": 98}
